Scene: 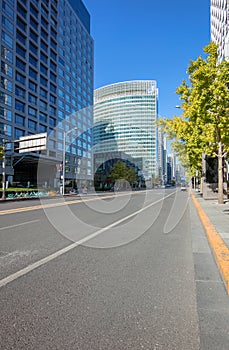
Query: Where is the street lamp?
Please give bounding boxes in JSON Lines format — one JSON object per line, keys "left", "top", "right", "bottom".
{"left": 62, "top": 127, "right": 78, "bottom": 196}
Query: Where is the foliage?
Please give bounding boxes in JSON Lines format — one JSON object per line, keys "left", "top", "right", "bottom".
{"left": 158, "top": 42, "right": 229, "bottom": 202}
{"left": 108, "top": 160, "right": 137, "bottom": 186}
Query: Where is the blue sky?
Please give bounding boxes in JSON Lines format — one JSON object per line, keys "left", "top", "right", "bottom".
{"left": 83, "top": 0, "right": 210, "bottom": 119}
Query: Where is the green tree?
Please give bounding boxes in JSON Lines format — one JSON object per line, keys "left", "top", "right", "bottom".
{"left": 159, "top": 42, "right": 229, "bottom": 204}
{"left": 109, "top": 160, "right": 137, "bottom": 189}
{"left": 126, "top": 166, "right": 137, "bottom": 187}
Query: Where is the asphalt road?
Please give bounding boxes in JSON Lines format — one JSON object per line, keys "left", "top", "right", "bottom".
{"left": 0, "top": 189, "right": 229, "bottom": 349}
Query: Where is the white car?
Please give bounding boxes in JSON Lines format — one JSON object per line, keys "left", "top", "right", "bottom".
{"left": 181, "top": 185, "right": 187, "bottom": 191}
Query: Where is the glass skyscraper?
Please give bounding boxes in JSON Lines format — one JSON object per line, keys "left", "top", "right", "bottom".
{"left": 211, "top": 0, "right": 229, "bottom": 61}
{"left": 94, "top": 80, "right": 158, "bottom": 182}
{"left": 0, "top": 0, "right": 94, "bottom": 189}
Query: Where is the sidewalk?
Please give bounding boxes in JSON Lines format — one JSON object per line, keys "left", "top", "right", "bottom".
{"left": 191, "top": 190, "right": 229, "bottom": 294}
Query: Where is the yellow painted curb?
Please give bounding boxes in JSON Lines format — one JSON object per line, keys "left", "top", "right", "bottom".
{"left": 191, "top": 191, "right": 229, "bottom": 294}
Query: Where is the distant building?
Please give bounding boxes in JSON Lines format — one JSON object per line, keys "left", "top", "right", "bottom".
{"left": 0, "top": 0, "right": 94, "bottom": 189}
{"left": 210, "top": 0, "right": 229, "bottom": 61}
{"left": 94, "top": 81, "right": 158, "bottom": 185}
{"left": 158, "top": 130, "right": 167, "bottom": 184}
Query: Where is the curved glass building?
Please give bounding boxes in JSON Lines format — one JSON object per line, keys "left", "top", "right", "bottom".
{"left": 94, "top": 80, "right": 158, "bottom": 182}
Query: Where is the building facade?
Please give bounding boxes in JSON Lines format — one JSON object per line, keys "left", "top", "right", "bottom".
{"left": 210, "top": 0, "right": 229, "bottom": 61}
{"left": 0, "top": 0, "right": 94, "bottom": 189}
{"left": 94, "top": 81, "right": 158, "bottom": 184}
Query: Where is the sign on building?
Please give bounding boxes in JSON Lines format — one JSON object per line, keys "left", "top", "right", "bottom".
{"left": 18, "top": 133, "right": 47, "bottom": 153}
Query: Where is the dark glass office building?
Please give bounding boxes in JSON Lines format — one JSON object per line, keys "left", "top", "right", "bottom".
{"left": 0, "top": 0, "right": 94, "bottom": 190}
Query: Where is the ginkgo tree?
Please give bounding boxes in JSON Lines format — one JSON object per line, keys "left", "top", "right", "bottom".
{"left": 159, "top": 42, "right": 229, "bottom": 204}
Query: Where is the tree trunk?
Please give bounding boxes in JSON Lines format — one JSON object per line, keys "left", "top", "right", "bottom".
{"left": 218, "top": 140, "right": 224, "bottom": 204}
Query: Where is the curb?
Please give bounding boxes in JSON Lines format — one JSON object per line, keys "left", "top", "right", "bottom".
{"left": 190, "top": 191, "right": 229, "bottom": 295}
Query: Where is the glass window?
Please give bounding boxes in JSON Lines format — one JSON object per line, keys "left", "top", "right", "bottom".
{"left": 1, "top": 46, "right": 13, "bottom": 62}
{"left": 51, "top": 27, "right": 57, "bottom": 40}
{"left": 16, "top": 30, "right": 26, "bottom": 45}
{"left": 15, "top": 114, "right": 25, "bottom": 126}
{"left": 39, "top": 112, "right": 47, "bottom": 123}
{"left": 40, "top": 100, "right": 47, "bottom": 110}
{"left": 29, "top": 41, "right": 38, "bottom": 55}
{"left": 1, "top": 61, "right": 13, "bottom": 77}
{"left": 15, "top": 85, "right": 25, "bottom": 98}
{"left": 16, "top": 44, "right": 26, "bottom": 58}
{"left": 40, "top": 52, "right": 48, "bottom": 64}
{"left": 16, "top": 71, "right": 25, "bottom": 84}
{"left": 28, "top": 107, "right": 37, "bottom": 117}
{"left": 2, "top": 31, "right": 13, "bottom": 48}
{"left": 2, "top": 15, "right": 14, "bottom": 34}
{"left": 41, "top": 28, "right": 48, "bottom": 41}
{"left": 0, "top": 92, "right": 12, "bottom": 106}
{"left": 16, "top": 57, "right": 26, "bottom": 71}
{"left": 3, "top": 1, "right": 14, "bottom": 20}
{"left": 50, "top": 83, "right": 56, "bottom": 93}
{"left": 50, "top": 94, "right": 56, "bottom": 104}
{"left": 30, "top": 29, "right": 38, "bottom": 43}
{"left": 17, "top": 16, "right": 26, "bottom": 32}
{"left": 40, "top": 64, "right": 48, "bottom": 75}
{"left": 40, "top": 76, "right": 47, "bottom": 87}
{"left": 1, "top": 77, "right": 12, "bottom": 92}
{"left": 30, "top": 4, "right": 38, "bottom": 18}
{"left": 50, "top": 39, "right": 57, "bottom": 50}
{"left": 29, "top": 80, "right": 37, "bottom": 92}
{"left": 30, "top": 16, "right": 38, "bottom": 30}
{"left": 41, "top": 16, "right": 48, "bottom": 30}
{"left": 0, "top": 107, "right": 12, "bottom": 121}
{"left": 50, "top": 60, "right": 56, "bottom": 72}
{"left": 50, "top": 72, "right": 56, "bottom": 83}
{"left": 40, "top": 87, "right": 47, "bottom": 98}
{"left": 50, "top": 50, "right": 56, "bottom": 61}
{"left": 28, "top": 119, "right": 37, "bottom": 130}
{"left": 29, "top": 54, "right": 37, "bottom": 67}
{"left": 49, "top": 106, "right": 56, "bottom": 115}
{"left": 58, "top": 78, "right": 64, "bottom": 88}
{"left": 49, "top": 116, "right": 56, "bottom": 127}
{"left": 41, "top": 5, "right": 48, "bottom": 17}
{"left": 40, "top": 40, "right": 48, "bottom": 52}
{"left": 29, "top": 67, "right": 37, "bottom": 79}
{"left": 28, "top": 93, "right": 37, "bottom": 105}
{"left": 39, "top": 124, "right": 47, "bottom": 132}
{"left": 15, "top": 128, "right": 24, "bottom": 139}
{"left": 15, "top": 100, "right": 25, "bottom": 112}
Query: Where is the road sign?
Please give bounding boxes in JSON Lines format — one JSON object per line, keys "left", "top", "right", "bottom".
{"left": 18, "top": 133, "right": 47, "bottom": 153}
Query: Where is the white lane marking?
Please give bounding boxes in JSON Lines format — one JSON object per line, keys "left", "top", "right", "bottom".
{"left": 0, "top": 219, "right": 40, "bottom": 231}
{"left": 0, "top": 192, "right": 175, "bottom": 288}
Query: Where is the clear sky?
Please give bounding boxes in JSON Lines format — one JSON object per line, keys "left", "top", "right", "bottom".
{"left": 83, "top": 0, "right": 210, "bottom": 119}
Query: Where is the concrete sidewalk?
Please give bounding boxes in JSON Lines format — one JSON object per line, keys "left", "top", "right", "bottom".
{"left": 191, "top": 190, "right": 229, "bottom": 294}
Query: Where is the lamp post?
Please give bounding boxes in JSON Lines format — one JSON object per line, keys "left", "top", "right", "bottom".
{"left": 62, "top": 127, "right": 77, "bottom": 196}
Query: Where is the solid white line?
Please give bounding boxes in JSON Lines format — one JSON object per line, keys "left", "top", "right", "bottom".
{"left": 0, "top": 219, "right": 40, "bottom": 231}
{"left": 0, "top": 191, "right": 175, "bottom": 288}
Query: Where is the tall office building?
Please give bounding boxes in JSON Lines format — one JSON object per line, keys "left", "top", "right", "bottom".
{"left": 94, "top": 80, "right": 158, "bottom": 183}
{"left": 0, "top": 0, "right": 94, "bottom": 189}
{"left": 210, "top": 0, "right": 229, "bottom": 61}
{"left": 158, "top": 130, "right": 167, "bottom": 185}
